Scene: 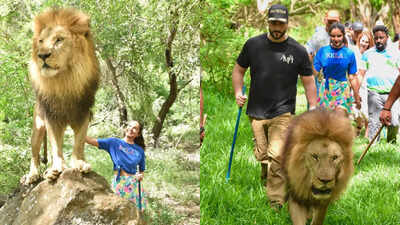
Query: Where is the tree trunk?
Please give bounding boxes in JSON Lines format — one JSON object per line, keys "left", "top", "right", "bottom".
{"left": 357, "top": 0, "right": 373, "bottom": 30}
{"left": 390, "top": 0, "right": 400, "bottom": 35}
{"left": 151, "top": 17, "right": 179, "bottom": 146}
{"left": 349, "top": 0, "right": 357, "bottom": 21}
{"left": 105, "top": 58, "right": 128, "bottom": 127}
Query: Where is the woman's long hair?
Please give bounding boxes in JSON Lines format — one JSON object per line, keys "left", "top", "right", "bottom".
{"left": 135, "top": 121, "right": 146, "bottom": 150}
{"left": 329, "top": 22, "right": 348, "bottom": 47}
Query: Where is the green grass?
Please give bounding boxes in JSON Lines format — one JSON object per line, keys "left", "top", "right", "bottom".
{"left": 200, "top": 81, "right": 400, "bottom": 225}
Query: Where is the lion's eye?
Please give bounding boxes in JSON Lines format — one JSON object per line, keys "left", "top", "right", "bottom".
{"left": 39, "top": 39, "right": 43, "bottom": 43}
{"left": 312, "top": 154, "right": 319, "bottom": 160}
{"left": 332, "top": 155, "right": 338, "bottom": 160}
{"left": 55, "top": 37, "right": 64, "bottom": 43}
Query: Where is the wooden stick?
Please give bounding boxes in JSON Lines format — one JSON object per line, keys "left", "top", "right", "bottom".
{"left": 202, "top": 114, "right": 207, "bottom": 127}
{"left": 357, "top": 124, "right": 384, "bottom": 166}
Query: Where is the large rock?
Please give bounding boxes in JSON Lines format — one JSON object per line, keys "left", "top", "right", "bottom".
{"left": 0, "top": 169, "right": 138, "bottom": 225}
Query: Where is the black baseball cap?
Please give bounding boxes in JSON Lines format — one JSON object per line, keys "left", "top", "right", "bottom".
{"left": 268, "top": 4, "right": 288, "bottom": 23}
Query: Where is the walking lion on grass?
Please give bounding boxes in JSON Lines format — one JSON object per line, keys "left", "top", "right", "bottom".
{"left": 282, "top": 108, "right": 354, "bottom": 225}
{"left": 24, "top": 8, "right": 100, "bottom": 184}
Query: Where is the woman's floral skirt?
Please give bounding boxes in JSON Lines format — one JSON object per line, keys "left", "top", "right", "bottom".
{"left": 112, "top": 175, "right": 147, "bottom": 210}
{"left": 318, "top": 78, "right": 354, "bottom": 113}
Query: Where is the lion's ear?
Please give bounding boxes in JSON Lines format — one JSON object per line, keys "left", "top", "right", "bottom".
{"left": 69, "top": 11, "right": 91, "bottom": 36}
{"left": 74, "top": 12, "right": 90, "bottom": 27}
{"left": 33, "top": 16, "right": 46, "bottom": 37}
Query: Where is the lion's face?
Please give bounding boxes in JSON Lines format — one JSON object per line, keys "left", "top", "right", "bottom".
{"left": 283, "top": 109, "right": 354, "bottom": 225}
{"left": 33, "top": 26, "right": 73, "bottom": 77}
{"left": 304, "top": 138, "right": 344, "bottom": 200}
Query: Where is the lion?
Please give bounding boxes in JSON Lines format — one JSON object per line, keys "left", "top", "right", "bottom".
{"left": 281, "top": 108, "right": 354, "bottom": 225}
{"left": 24, "top": 8, "right": 100, "bottom": 184}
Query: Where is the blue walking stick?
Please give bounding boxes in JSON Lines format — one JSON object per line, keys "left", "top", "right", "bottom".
{"left": 137, "top": 165, "right": 142, "bottom": 211}
{"left": 226, "top": 85, "right": 246, "bottom": 182}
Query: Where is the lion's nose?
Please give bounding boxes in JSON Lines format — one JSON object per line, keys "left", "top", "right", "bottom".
{"left": 318, "top": 178, "right": 332, "bottom": 184}
{"left": 38, "top": 53, "right": 51, "bottom": 61}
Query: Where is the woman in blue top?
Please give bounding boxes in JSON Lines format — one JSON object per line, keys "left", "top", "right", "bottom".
{"left": 314, "top": 23, "right": 361, "bottom": 116}
{"left": 85, "top": 120, "right": 147, "bottom": 210}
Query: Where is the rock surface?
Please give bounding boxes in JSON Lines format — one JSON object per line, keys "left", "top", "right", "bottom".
{"left": 0, "top": 169, "right": 138, "bottom": 225}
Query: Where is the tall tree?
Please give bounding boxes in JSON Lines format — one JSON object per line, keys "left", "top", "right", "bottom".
{"left": 389, "top": 0, "right": 400, "bottom": 35}
{"left": 149, "top": 0, "right": 201, "bottom": 146}
{"left": 151, "top": 11, "right": 179, "bottom": 145}
{"left": 355, "top": 0, "right": 389, "bottom": 30}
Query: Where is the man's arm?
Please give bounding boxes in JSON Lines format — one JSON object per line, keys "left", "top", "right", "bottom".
{"left": 300, "top": 75, "right": 318, "bottom": 109}
{"left": 384, "top": 75, "right": 400, "bottom": 109}
{"left": 232, "top": 63, "right": 247, "bottom": 107}
{"left": 380, "top": 75, "right": 400, "bottom": 125}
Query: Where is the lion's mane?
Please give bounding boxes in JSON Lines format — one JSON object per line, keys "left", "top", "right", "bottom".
{"left": 30, "top": 8, "right": 100, "bottom": 124}
{"left": 282, "top": 108, "right": 354, "bottom": 206}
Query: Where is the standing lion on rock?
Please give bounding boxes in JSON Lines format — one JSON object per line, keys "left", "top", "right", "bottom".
{"left": 24, "top": 8, "right": 100, "bottom": 184}
{"left": 282, "top": 109, "right": 354, "bottom": 225}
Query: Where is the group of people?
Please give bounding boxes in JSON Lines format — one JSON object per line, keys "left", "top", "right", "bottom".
{"left": 232, "top": 4, "right": 400, "bottom": 209}
{"left": 306, "top": 9, "right": 400, "bottom": 142}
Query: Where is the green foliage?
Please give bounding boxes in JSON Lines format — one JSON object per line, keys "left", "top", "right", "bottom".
{"left": 0, "top": 145, "right": 30, "bottom": 195}
{"left": 369, "top": 0, "right": 384, "bottom": 10}
{"left": 207, "top": 0, "right": 252, "bottom": 9}
{"left": 200, "top": 1, "right": 322, "bottom": 93}
{"left": 0, "top": 0, "right": 200, "bottom": 143}
{"left": 0, "top": 2, "right": 35, "bottom": 145}
{"left": 201, "top": 1, "right": 255, "bottom": 93}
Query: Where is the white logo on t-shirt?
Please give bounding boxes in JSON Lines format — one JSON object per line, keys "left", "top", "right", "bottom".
{"left": 280, "top": 54, "right": 294, "bottom": 64}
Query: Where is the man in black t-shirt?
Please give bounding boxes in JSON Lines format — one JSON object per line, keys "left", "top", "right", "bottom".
{"left": 232, "top": 4, "right": 317, "bottom": 209}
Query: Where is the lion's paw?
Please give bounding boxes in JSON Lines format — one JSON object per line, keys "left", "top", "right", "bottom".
{"left": 21, "top": 173, "right": 40, "bottom": 185}
{"left": 44, "top": 168, "right": 62, "bottom": 180}
{"left": 71, "top": 159, "right": 91, "bottom": 173}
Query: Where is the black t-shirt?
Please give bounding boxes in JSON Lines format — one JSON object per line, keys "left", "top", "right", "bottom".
{"left": 237, "top": 33, "right": 312, "bottom": 119}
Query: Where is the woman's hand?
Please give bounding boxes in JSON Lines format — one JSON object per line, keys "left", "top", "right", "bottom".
{"left": 136, "top": 173, "right": 144, "bottom": 181}
{"left": 354, "top": 94, "right": 361, "bottom": 110}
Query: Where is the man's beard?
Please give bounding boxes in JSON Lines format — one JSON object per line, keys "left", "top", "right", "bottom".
{"left": 375, "top": 42, "right": 386, "bottom": 51}
{"left": 269, "top": 30, "right": 286, "bottom": 40}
